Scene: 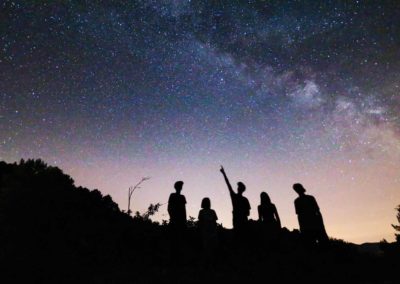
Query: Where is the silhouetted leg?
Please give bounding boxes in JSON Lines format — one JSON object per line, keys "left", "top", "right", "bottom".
{"left": 169, "top": 223, "right": 184, "bottom": 266}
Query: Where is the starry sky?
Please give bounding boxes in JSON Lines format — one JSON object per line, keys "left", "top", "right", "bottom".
{"left": 1, "top": 1, "right": 400, "bottom": 243}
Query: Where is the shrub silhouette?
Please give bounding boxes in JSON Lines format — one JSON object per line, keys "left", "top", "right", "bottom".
{"left": 0, "top": 159, "right": 164, "bottom": 282}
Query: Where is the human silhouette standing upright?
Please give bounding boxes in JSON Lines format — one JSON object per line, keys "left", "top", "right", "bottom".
{"left": 220, "top": 166, "right": 251, "bottom": 232}
{"left": 258, "top": 192, "right": 281, "bottom": 234}
{"left": 168, "top": 181, "right": 187, "bottom": 230}
{"left": 293, "top": 183, "right": 328, "bottom": 246}
{"left": 198, "top": 197, "right": 218, "bottom": 264}
{"left": 168, "top": 181, "right": 187, "bottom": 263}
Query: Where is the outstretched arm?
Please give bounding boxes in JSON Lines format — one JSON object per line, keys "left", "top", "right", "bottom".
{"left": 220, "top": 166, "right": 234, "bottom": 195}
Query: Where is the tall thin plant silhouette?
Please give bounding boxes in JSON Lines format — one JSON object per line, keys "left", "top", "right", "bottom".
{"left": 127, "top": 177, "right": 150, "bottom": 215}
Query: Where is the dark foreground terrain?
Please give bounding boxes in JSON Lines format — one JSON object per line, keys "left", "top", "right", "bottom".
{"left": 0, "top": 159, "right": 399, "bottom": 284}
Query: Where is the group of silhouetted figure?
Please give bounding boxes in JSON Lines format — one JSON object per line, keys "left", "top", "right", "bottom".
{"left": 168, "top": 166, "right": 329, "bottom": 259}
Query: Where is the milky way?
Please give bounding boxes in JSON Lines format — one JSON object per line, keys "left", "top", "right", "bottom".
{"left": 1, "top": 1, "right": 400, "bottom": 243}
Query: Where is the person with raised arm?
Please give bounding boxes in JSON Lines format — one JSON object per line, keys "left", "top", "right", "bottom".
{"left": 220, "top": 166, "right": 251, "bottom": 232}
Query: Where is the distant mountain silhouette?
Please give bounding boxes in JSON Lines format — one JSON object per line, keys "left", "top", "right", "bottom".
{"left": 0, "top": 159, "right": 399, "bottom": 284}
{"left": 357, "top": 242, "right": 384, "bottom": 256}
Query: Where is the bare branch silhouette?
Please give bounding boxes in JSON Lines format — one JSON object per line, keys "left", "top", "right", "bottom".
{"left": 127, "top": 177, "right": 151, "bottom": 215}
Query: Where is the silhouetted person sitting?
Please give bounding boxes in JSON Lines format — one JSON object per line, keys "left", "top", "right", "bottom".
{"left": 168, "top": 181, "right": 187, "bottom": 230}
{"left": 198, "top": 197, "right": 218, "bottom": 264}
{"left": 258, "top": 192, "right": 281, "bottom": 235}
{"left": 293, "top": 183, "right": 328, "bottom": 246}
{"left": 220, "top": 166, "right": 250, "bottom": 233}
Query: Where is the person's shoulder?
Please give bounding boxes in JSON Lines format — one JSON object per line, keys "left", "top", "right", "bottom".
{"left": 306, "top": 194, "right": 316, "bottom": 200}
{"left": 198, "top": 209, "right": 204, "bottom": 219}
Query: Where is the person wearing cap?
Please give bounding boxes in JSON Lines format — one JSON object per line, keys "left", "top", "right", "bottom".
{"left": 293, "top": 183, "right": 328, "bottom": 246}
{"left": 220, "top": 166, "right": 251, "bottom": 232}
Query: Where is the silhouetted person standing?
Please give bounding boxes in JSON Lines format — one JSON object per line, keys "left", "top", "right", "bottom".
{"left": 220, "top": 166, "right": 250, "bottom": 233}
{"left": 198, "top": 197, "right": 218, "bottom": 265}
{"left": 258, "top": 192, "right": 281, "bottom": 235}
{"left": 293, "top": 183, "right": 328, "bottom": 246}
{"left": 168, "top": 181, "right": 187, "bottom": 230}
{"left": 168, "top": 181, "right": 187, "bottom": 264}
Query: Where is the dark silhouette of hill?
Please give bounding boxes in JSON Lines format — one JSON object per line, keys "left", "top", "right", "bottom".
{"left": 357, "top": 242, "right": 384, "bottom": 256}
{"left": 0, "top": 159, "right": 398, "bottom": 284}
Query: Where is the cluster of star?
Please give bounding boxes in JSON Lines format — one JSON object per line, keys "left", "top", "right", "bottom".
{"left": 1, "top": 1, "right": 399, "bottom": 243}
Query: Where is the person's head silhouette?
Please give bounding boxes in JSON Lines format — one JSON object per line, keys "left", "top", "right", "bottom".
{"left": 293, "top": 183, "right": 306, "bottom": 196}
{"left": 201, "top": 197, "right": 211, "bottom": 210}
{"left": 237, "top": 182, "right": 246, "bottom": 195}
{"left": 174, "top": 181, "right": 184, "bottom": 194}
{"left": 260, "top": 191, "right": 271, "bottom": 205}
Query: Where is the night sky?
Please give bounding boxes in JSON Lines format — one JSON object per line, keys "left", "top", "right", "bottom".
{"left": 1, "top": 1, "right": 400, "bottom": 243}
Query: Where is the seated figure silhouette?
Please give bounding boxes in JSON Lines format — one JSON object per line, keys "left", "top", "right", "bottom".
{"left": 258, "top": 192, "right": 281, "bottom": 235}
{"left": 168, "top": 181, "right": 187, "bottom": 230}
{"left": 198, "top": 197, "right": 218, "bottom": 263}
{"left": 220, "top": 166, "right": 250, "bottom": 232}
{"left": 293, "top": 183, "right": 328, "bottom": 246}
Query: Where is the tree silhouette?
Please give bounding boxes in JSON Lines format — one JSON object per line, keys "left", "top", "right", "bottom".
{"left": 392, "top": 205, "right": 400, "bottom": 243}
{"left": 136, "top": 202, "right": 162, "bottom": 220}
{"left": 0, "top": 159, "right": 136, "bottom": 279}
{"left": 127, "top": 177, "right": 150, "bottom": 215}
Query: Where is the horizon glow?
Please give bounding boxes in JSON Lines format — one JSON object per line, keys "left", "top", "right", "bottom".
{"left": 1, "top": 1, "right": 399, "bottom": 244}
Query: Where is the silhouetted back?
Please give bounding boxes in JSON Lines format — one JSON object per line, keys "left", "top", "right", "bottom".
{"left": 258, "top": 203, "right": 279, "bottom": 225}
{"left": 198, "top": 197, "right": 218, "bottom": 265}
{"left": 168, "top": 192, "right": 187, "bottom": 228}
{"left": 258, "top": 192, "right": 281, "bottom": 238}
{"left": 198, "top": 207, "right": 218, "bottom": 234}
{"left": 293, "top": 183, "right": 328, "bottom": 245}
{"left": 220, "top": 166, "right": 251, "bottom": 231}
{"left": 231, "top": 192, "right": 251, "bottom": 228}
{"left": 295, "top": 195, "right": 319, "bottom": 219}
{"left": 168, "top": 181, "right": 186, "bottom": 231}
